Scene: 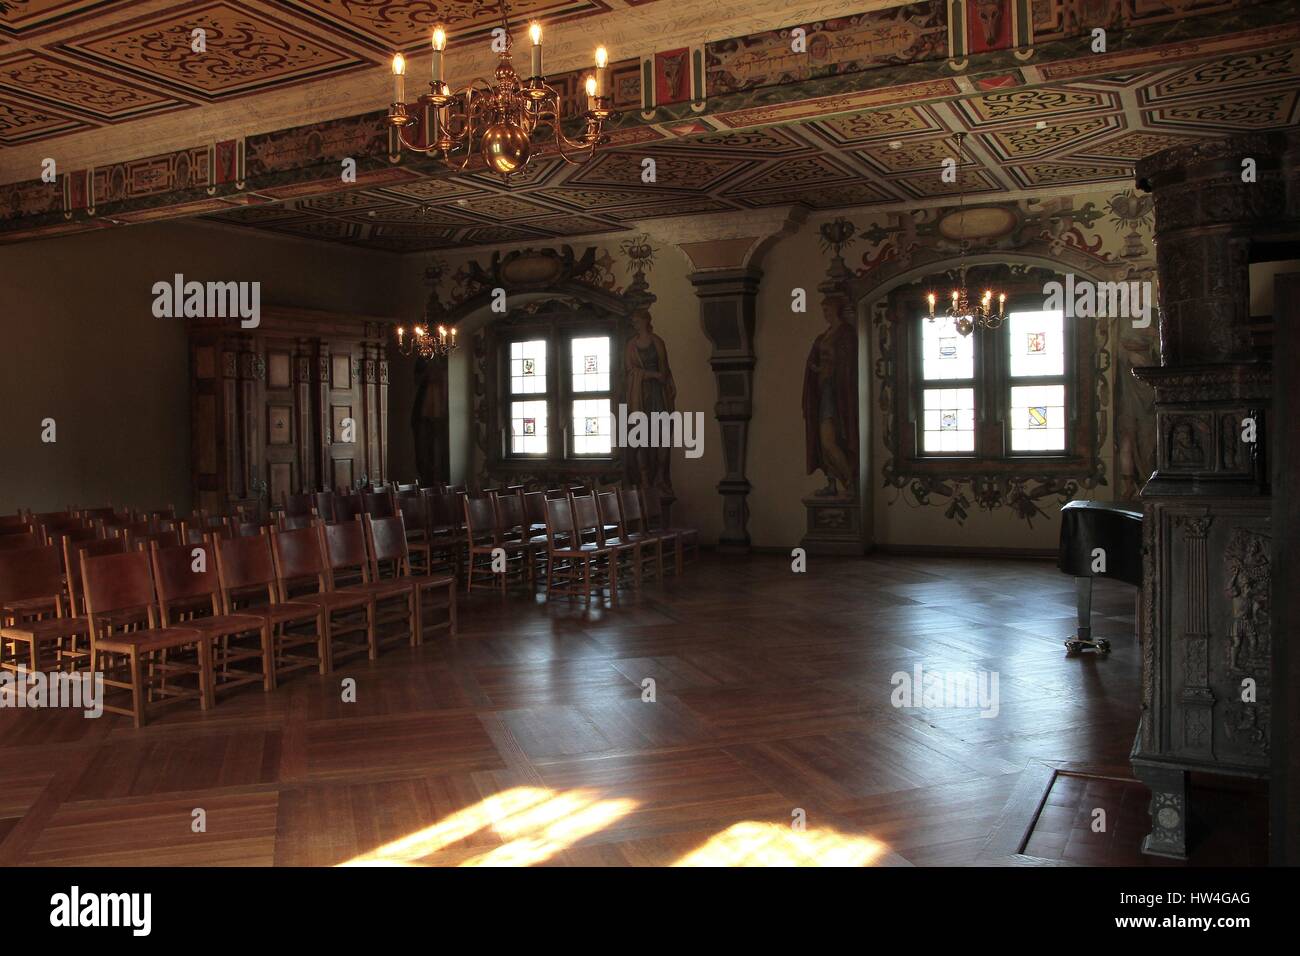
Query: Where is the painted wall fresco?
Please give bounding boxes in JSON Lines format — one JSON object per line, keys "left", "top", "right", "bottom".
{"left": 705, "top": 3, "right": 949, "bottom": 95}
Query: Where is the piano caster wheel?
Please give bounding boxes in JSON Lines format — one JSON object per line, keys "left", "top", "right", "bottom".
{"left": 1096, "top": 639, "right": 1111, "bottom": 654}
{"left": 1065, "top": 640, "right": 1083, "bottom": 654}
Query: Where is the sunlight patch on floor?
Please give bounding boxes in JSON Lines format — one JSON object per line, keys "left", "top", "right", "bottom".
{"left": 337, "top": 786, "right": 637, "bottom": 867}
{"left": 673, "top": 821, "right": 888, "bottom": 867}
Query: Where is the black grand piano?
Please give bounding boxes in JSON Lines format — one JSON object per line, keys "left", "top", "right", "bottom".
{"left": 1057, "top": 499, "right": 1143, "bottom": 654}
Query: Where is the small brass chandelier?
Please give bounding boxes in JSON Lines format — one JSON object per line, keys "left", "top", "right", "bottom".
{"left": 394, "top": 323, "right": 457, "bottom": 359}
{"left": 386, "top": 0, "right": 615, "bottom": 178}
{"left": 927, "top": 132, "right": 1006, "bottom": 336}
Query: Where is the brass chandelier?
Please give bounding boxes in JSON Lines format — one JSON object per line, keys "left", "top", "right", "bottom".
{"left": 394, "top": 323, "right": 457, "bottom": 359}
{"left": 386, "top": 0, "right": 615, "bottom": 178}
{"left": 927, "top": 132, "right": 1006, "bottom": 336}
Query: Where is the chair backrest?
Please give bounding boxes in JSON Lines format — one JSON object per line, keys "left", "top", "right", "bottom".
{"left": 77, "top": 506, "right": 119, "bottom": 522}
{"left": 0, "top": 544, "right": 64, "bottom": 611}
{"left": 544, "top": 487, "right": 569, "bottom": 500}
{"left": 395, "top": 482, "right": 419, "bottom": 494}
{"left": 179, "top": 523, "right": 208, "bottom": 545}
{"left": 80, "top": 549, "right": 157, "bottom": 624}
{"left": 570, "top": 495, "right": 602, "bottom": 544}
{"left": 523, "top": 491, "right": 547, "bottom": 527}
{"left": 270, "top": 526, "right": 329, "bottom": 598}
{"left": 277, "top": 513, "right": 313, "bottom": 531}
{"left": 321, "top": 518, "right": 372, "bottom": 587}
{"left": 64, "top": 537, "right": 127, "bottom": 615}
{"left": 106, "top": 519, "right": 153, "bottom": 540}
{"left": 213, "top": 533, "right": 279, "bottom": 608}
{"left": 38, "top": 514, "right": 87, "bottom": 535}
{"left": 642, "top": 487, "right": 667, "bottom": 528}
{"left": 146, "top": 506, "right": 177, "bottom": 521}
{"left": 463, "top": 496, "right": 497, "bottom": 543}
{"left": 397, "top": 492, "right": 428, "bottom": 536}
{"left": 363, "top": 490, "right": 394, "bottom": 518}
{"left": 312, "top": 491, "right": 336, "bottom": 523}
{"left": 232, "top": 520, "right": 271, "bottom": 538}
{"left": 596, "top": 491, "right": 625, "bottom": 541}
{"left": 620, "top": 488, "right": 650, "bottom": 534}
{"left": 0, "top": 530, "right": 43, "bottom": 551}
{"left": 438, "top": 491, "right": 465, "bottom": 530}
{"left": 149, "top": 540, "right": 219, "bottom": 617}
{"left": 544, "top": 496, "right": 576, "bottom": 549}
{"left": 284, "top": 491, "right": 315, "bottom": 517}
{"left": 126, "top": 527, "right": 182, "bottom": 551}
{"left": 0, "top": 514, "right": 32, "bottom": 535}
{"left": 495, "top": 492, "right": 526, "bottom": 535}
{"left": 364, "top": 515, "right": 410, "bottom": 577}
{"left": 334, "top": 493, "right": 364, "bottom": 523}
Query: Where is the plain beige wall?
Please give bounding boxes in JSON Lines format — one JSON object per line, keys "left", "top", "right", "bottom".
{"left": 0, "top": 220, "right": 402, "bottom": 516}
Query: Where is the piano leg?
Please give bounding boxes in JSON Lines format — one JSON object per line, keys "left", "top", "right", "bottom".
{"left": 1065, "top": 577, "right": 1111, "bottom": 654}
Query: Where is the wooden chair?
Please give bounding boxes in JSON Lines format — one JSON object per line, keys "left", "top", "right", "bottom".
{"left": 363, "top": 490, "right": 395, "bottom": 518}
{"left": 428, "top": 490, "right": 466, "bottom": 577}
{"left": 80, "top": 550, "right": 208, "bottom": 728}
{"left": 333, "top": 493, "right": 364, "bottom": 523}
{"left": 575, "top": 494, "right": 641, "bottom": 594}
{"left": 231, "top": 519, "right": 273, "bottom": 538}
{"left": 276, "top": 513, "right": 314, "bottom": 531}
{"left": 642, "top": 489, "right": 699, "bottom": 572}
{"left": 464, "top": 496, "right": 530, "bottom": 593}
{"left": 0, "top": 514, "right": 33, "bottom": 535}
{"left": 598, "top": 489, "right": 662, "bottom": 583}
{"left": 270, "top": 526, "right": 373, "bottom": 673}
{"left": 365, "top": 515, "right": 457, "bottom": 643}
{"left": 150, "top": 540, "right": 273, "bottom": 698}
{"left": 104, "top": 518, "right": 153, "bottom": 541}
{"left": 542, "top": 496, "right": 618, "bottom": 606}
{"left": 494, "top": 490, "right": 547, "bottom": 590}
{"left": 322, "top": 518, "right": 413, "bottom": 655}
{"left": 396, "top": 492, "right": 433, "bottom": 575}
{"left": 0, "top": 545, "right": 87, "bottom": 676}
{"left": 125, "top": 527, "right": 182, "bottom": 551}
{"left": 213, "top": 534, "right": 325, "bottom": 684}
{"left": 0, "top": 530, "right": 43, "bottom": 552}
{"left": 283, "top": 492, "right": 315, "bottom": 518}
{"left": 622, "top": 489, "right": 683, "bottom": 576}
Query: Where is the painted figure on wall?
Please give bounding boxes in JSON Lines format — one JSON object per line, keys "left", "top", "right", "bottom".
{"left": 624, "top": 309, "right": 676, "bottom": 496}
{"left": 411, "top": 356, "right": 449, "bottom": 486}
{"left": 802, "top": 293, "right": 858, "bottom": 498}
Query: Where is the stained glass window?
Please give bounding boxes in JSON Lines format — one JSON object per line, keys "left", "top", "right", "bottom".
{"left": 1010, "top": 384, "right": 1066, "bottom": 452}
{"left": 510, "top": 399, "right": 548, "bottom": 455}
{"left": 510, "top": 339, "right": 547, "bottom": 394}
{"left": 1007, "top": 310, "right": 1064, "bottom": 378}
{"left": 921, "top": 314, "right": 974, "bottom": 381}
{"left": 571, "top": 398, "right": 612, "bottom": 455}
{"left": 571, "top": 336, "right": 610, "bottom": 393}
{"left": 922, "top": 387, "right": 976, "bottom": 453}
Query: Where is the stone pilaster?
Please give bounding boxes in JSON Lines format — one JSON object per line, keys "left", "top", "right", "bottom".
{"left": 688, "top": 267, "right": 761, "bottom": 552}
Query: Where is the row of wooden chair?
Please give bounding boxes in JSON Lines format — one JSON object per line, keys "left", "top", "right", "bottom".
{"left": 0, "top": 515, "right": 456, "bottom": 728}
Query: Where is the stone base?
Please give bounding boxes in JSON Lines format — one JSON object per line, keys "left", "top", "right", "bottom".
{"left": 800, "top": 495, "right": 866, "bottom": 555}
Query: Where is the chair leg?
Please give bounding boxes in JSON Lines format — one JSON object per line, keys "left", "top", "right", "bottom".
{"left": 448, "top": 580, "right": 458, "bottom": 636}
{"left": 128, "top": 647, "right": 145, "bottom": 729}
{"left": 261, "top": 623, "right": 275, "bottom": 691}
{"left": 198, "top": 637, "right": 214, "bottom": 711}
{"left": 319, "top": 612, "right": 333, "bottom": 674}
{"left": 366, "top": 600, "right": 378, "bottom": 661}
{"left": 411, "top": 587, "right": 422, "bottom": 647}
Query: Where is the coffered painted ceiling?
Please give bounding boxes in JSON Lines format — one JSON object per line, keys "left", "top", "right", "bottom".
{"left": 1, "top": 0, "right": 1297, "bottom": 250}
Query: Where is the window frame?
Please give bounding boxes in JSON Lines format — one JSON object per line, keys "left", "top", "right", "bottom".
{"left": 890, "top": 271, "right": 1097, "bottom": 479}
{"left": 493, "top": 308, "right": 622, "bottom": 467}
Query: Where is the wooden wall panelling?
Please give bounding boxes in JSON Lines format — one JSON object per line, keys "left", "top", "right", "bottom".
{"left": 187, "top": 308, "right": 390, "bottom": 508}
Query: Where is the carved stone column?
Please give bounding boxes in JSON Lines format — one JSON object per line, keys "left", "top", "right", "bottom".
{"left": 689, "top": 267, "right": 761, "bottom": 552}
{"left": 1129, "top": 131, "right": 1297, "bottom": 857}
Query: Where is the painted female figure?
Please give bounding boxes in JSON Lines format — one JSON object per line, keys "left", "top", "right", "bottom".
{"left": 624, "top": 309, "right": 676, "bottom": 496}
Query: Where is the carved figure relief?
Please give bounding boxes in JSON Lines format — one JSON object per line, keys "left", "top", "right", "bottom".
{"left": 624, "top": 309, "right": 677, "bottom": 497}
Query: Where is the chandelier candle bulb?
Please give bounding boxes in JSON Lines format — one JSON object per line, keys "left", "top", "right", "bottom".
{"left": 927, "top": 292, "right": 936, "bottom": 317}
{"left": 585, "top": 74, "right": 597, "bottom": 110}
{"left": 529, "top": 22, "right": 542, "bottom": 77}
{"left": 392, "top": 53, "right": 405, "bottom": 103}
{"left": 595, "top": 46, "right": 608, "bottom": 98}
{"left": 432, "top": 25, "right": 446, "bottom": 81}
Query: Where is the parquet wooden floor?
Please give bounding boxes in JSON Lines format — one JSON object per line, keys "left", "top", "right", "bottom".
{"left": 0, "top": 553, "right": 1240, "bottom": 867}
